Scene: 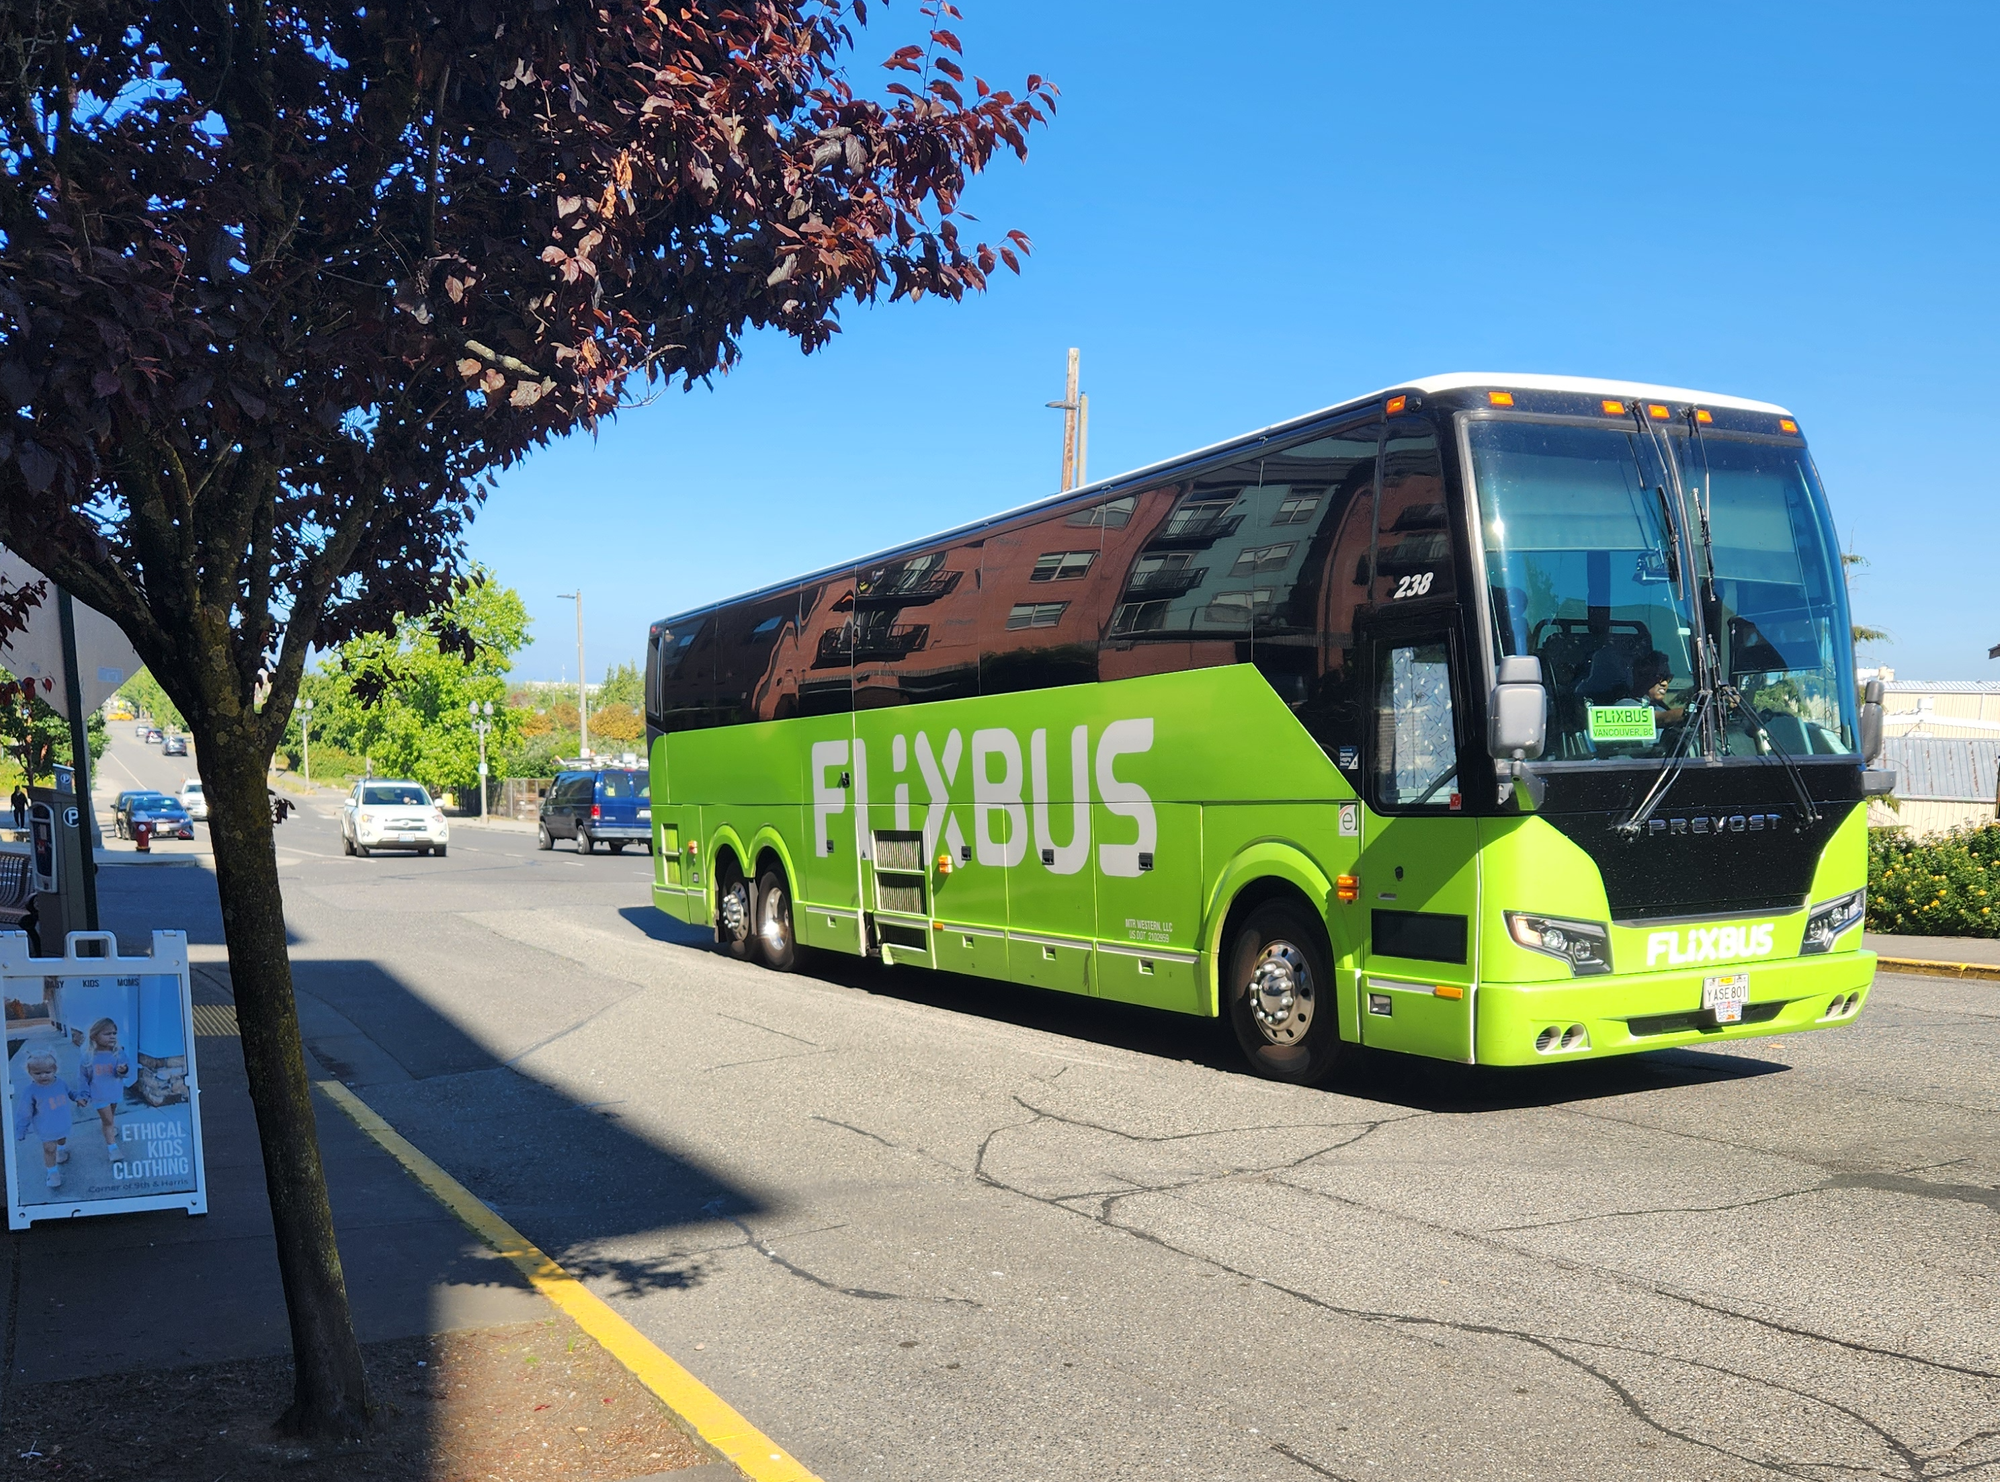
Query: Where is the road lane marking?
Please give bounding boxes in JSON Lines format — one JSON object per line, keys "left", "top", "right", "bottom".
{"left": 316, "top": 1078, "right": 822, "bottom": 1482}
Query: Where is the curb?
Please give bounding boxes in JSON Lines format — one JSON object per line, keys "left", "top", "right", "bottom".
{"left": 1876, "top": 955, "right": 2000, "bottom": 983}
{"left": 316, "top": 1080, "right": 821, "bottom": 1482}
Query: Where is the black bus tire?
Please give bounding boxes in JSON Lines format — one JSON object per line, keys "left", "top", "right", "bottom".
{"left": 1225, "top": 898, "right": 1349, "bottom": 1086}
{"left": 754, "top": 867, "right": 801, "bottom": 973}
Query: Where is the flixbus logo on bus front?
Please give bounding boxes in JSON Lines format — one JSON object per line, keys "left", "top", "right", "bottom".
{"left": 810, "top": 719, "right": 1157, "bottom": 878}
{"left": 1645, "top": 921, "right": 1776, "bottom": 969}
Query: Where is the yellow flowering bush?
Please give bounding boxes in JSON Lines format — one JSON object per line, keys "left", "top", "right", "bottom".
{"left": 1868, "top": 822, "right": 2000, "bottom": 936}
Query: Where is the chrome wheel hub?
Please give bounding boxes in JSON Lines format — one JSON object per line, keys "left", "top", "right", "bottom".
{"left": 760, "top": 887, "right": 790, "bottom": 949}
{"left": 719, "top": 881, "right": 750, "bottom": 940}
{"left": 1248, "top": 941, "right": 1313, "bottom": 1044}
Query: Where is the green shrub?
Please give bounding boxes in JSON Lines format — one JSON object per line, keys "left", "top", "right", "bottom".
{"left": 1867, "top": 822, "right": 2000, "bottom": 937}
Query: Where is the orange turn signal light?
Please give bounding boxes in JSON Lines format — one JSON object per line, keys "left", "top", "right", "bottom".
{"left": 1779, "top": 418, "right": 1799, "bottom": 433}
{"left": 935, "top": 852, "right": 953, "bottom": 875}
{"left": 1487, "top": 390, "right": 1514, "bottom": 406}
{"left": 1335, "top": 873, "right": 1359, "bottom": 903}
{"left": 1601, "top": 399, "right": 1626, "bottom": 416}
{"left": 1433, "top": 985, "right": 1465, "bottom": 1000}
{"left": 1647, "top": 403, "right": 1671, "bottom": 420}
{"left": 1694, "top": 408, "right": 1714, "bottom": 424}
{"left": 1385, "top": 395, "right": 1407, "bottom": 415}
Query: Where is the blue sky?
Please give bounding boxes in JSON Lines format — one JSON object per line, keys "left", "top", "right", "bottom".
{"left": 473, "top": 1, "right": 1999, "bottom": 684}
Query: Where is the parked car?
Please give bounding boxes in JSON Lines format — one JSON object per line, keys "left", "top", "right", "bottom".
{"left": 162, "top": 735, "right": 188, "bottom": 757}
{"left": 537, "top": 768, "right": 651, "bottom": 854}
{"left": 341, "top": 779, "right": 448, "bottom": 857}
{"left": 113, "top": 790, "right": 164, "bottom": 839}
{"left": 143, "top": 728, "right": 163, "bottom": 745}
{"left": 126, "top": 794, "right": 194, "bottom": 841}
{"left": 178, "top": 780, "right": 208, "bottom": 821}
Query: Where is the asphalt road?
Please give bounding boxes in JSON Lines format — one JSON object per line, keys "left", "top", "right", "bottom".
{"left": 98, "top": 730, "right": 2000, "bottom": 1481}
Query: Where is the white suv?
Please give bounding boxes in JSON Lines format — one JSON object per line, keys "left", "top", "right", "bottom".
{"left": 341, "top": 779, "right": 449, "bottom": 857}
{"left": 178, "top": 780, "right": 208, "bottom": 820}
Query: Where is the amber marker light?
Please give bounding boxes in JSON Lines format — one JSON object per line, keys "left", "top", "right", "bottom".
{"left": 1385, "top": 395, "right": 1407, "bottom": 415}
{"left": 1694, "top": 408, "right": 1714, "bottom": 424}
{"left": 1433, "top": 985, "right": 1465, "bottom": 1000}
{"left": 1601, "top": 399, "right": 1626, "bottom": 415}
{"left": 935, "top": 852, "right": 954, "bottom": 875}
{"left": 1779, "top": 418, "right": 1799, "bottom": 433}
{"left": 1335, "top": 874, "right": 1360, "bottom": 903}
{"left": 1487, "top": 390, "right": 1515, "bottom": 406}
{"left": 1647, "top": 403, "right": 1671, "bottom": 420}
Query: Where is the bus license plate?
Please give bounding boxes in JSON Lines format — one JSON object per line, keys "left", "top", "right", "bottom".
{"left": 1703, "top": 973, "right": 1749, "bottom": 1024}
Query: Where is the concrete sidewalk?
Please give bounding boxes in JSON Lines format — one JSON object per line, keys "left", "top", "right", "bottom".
{"left": 2, "top": 859, "right": 548, "bottom": 1381}
{"left": 1864, "top": 931, "right": 2000, "bottom": 982}
{"left": 2, "top": 855, "right": 738, "bottom": 1480}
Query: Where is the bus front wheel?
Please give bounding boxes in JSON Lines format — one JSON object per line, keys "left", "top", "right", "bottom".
{"left": 1226, "top": 899, "right": 1348, "bottom": 1086}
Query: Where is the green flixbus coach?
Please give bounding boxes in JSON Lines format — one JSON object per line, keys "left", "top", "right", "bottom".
{"left": 645, "top": 372, "right": 1891, "bottom": 1084}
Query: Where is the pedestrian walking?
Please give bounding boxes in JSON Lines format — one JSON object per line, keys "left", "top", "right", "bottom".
{"left": 9, "top": 785, "right": 25, "bottom": 832}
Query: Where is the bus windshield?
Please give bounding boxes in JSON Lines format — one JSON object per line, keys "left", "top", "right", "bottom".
{"left": 1470, "top": 418, "right": 1856, "bottom": 762}
{"left": 1685, "top": 430, "right": 1858, "bottom": 756}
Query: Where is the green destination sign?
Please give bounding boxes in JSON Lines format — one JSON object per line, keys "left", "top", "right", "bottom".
{"left": 1587, "top": 704, "right": 1658, "bottom": 743}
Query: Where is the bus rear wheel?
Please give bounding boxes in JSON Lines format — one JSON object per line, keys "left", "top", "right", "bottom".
{"left": 1225, "top": 899, "right": 1348, "bottom": 1086}
{"left": 754, "top": 867, "right": 800, "bottom": 972}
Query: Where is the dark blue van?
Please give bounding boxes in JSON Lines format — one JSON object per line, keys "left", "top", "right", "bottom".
{"left": 537, "top": 768, "right": 651, "bottom": 854}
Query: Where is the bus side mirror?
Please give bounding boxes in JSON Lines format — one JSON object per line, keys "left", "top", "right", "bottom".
{"left": 1488, "top": 655, "right": 1547, "bottom": 762}
{"left": 1860, "top": 678, "right": 1885, "bottom": 764}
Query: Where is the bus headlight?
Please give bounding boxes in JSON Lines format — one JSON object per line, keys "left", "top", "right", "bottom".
{"left": 1505, "top": 912, "right": 1613, "bottom": 976}
{"left": 1800, "top": 889, "right": 1865, "bottom": 954}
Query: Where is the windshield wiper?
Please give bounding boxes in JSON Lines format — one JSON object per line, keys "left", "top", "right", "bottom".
{"left": 1721, "top": 685, "right": 1822, "bottom": 828}
{"left": 1614, "top": 687, "right": 1713, "bottom": 837}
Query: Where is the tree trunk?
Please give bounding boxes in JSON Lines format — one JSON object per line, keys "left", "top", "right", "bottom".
{"left": 200, "top": 735, "right": 373, "bottom": 1441}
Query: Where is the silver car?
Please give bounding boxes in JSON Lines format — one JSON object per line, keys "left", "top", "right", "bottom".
{"left": 178, "top": 780, "right": 208, "bottom": 821}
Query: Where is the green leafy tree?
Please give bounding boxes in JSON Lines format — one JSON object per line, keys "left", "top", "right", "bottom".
{"left": 116, "top": 669, "right": 185, "bottom": 730}
{"left": 0, "top": 675, "right": 106, "bottom": 782}
{"left": 599, "top": 661, "right": 643, "bottom": 709}
{"left": 292, "top": 577, "right": 530, "bottom": 794}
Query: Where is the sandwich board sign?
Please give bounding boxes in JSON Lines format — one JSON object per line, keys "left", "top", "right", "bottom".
{"left": 3, "top": 930, "right": 207, "bottom": 1228}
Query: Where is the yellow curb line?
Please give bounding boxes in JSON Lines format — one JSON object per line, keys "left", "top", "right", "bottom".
{"left": 316, "top": 1079, "right": 823, "bottom": 1482}
{"left": 1876, "top": 955, "right": 2000, "bottom": 983}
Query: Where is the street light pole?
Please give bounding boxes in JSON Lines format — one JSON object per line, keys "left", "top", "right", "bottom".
{"left": 469, "top": 699, "right": 492, "bottom": 821}
{"left": 299, "top": 697, "right": 315, "bottom": 785}
{"left": 556, "top": 589, "right": 586, "bottom": 759}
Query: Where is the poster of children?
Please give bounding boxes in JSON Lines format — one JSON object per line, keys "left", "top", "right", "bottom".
{"left": 4, "top": 949, "right": 205, "bottom": 1227}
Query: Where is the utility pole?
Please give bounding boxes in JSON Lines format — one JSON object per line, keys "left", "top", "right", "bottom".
{"left": 299, "top": 697, "right": 315, "bottom": 785}
{"left": 557, "top": 590, "right": 587, "bottom": 758}
{"left": 1044, "top": 348, "right": 1088, "bottom": 490}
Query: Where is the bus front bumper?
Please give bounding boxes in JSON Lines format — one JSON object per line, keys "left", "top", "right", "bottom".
{"left": 1474, "top": 949, "right": 1876, "bottom": 1066}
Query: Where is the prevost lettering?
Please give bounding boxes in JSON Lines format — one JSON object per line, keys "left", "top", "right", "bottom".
{"left": 1645, "top": 812, "right": 1785, "bottom": 837}
{"left": 811, "top": 719, "right": 1157, "bottom": 878}
{"left": 1646, "top": 922, "right": 1775, "bottom": 968}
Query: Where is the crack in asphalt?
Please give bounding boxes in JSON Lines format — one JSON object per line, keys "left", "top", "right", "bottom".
{"left": 720, "top": 1212, "right": 982, "bottom": 1309}
{"left": 1271, "top": 1441, "right": 1362, "bottom": 1480}
{"left": 712, "top": 1011, "right": 823, "bottom": 1047}
{"left": 969, "top": 1092, "right": 2000, "bottom": 1481}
